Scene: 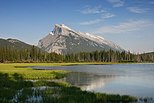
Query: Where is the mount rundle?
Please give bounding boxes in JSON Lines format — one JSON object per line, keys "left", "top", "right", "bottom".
{"left": 38, "top": 24, "right": 124, "bottom": 54}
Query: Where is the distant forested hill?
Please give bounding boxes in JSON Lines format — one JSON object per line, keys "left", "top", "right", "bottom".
{"left": 139, "top": 52, "right": 154, "bottom": 62}
{"left": 0, "top": 38, "right": 35, "bottom": 50}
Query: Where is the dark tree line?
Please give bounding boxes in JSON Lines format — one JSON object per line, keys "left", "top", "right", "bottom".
{"left": 0, "top": 46, "right": 154, "bottom": 63}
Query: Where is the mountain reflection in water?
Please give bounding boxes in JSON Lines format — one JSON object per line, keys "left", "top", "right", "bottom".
{"left": 32, "top": 64, "right": 154, "bottom": 98}
{"left": 65, "top": 72, "right": 115, "bottom": 91}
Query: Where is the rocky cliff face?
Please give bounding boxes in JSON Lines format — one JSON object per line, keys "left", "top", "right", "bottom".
{"left": 38, "top": 24, "right": 124, "bottom": 54}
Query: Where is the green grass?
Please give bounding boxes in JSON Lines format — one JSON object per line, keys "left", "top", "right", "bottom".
{"left": 0, "top": 63, "right": 71, "bottom": 80}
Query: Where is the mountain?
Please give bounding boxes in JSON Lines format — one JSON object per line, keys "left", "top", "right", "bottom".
{"left": 142, "top": 51, "right": 154, "bottom": 55}
{"left": 0, "top": 38, "right": 35, "bottom": 50}
{"left": 140, "top": 51, "right": 154, "bottom": 58}
{"left": 38, "top": 24, "right": 124, "bottom": 54}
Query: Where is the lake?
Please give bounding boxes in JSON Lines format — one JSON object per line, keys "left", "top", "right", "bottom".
{"left": 32, "top": 64, "right": 154, "bottom": 98}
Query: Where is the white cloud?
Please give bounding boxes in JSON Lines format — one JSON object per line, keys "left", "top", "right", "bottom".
{"left": 79, "top": 12, "right": 115, "bottom": 25}
{"left": 80, "top": 19, "right": 102, "bottom": 25}
{"left": 101, "top": 12, "right": 115, "bottom": 19}
{"left": 80, "top": 6, "right": 105, "bottom": 14}
{"left": 79, "top": 5, "right": 115, "bottom": 25}
{"left": 95, "top": 20, "right": 154, "bottom": 34}
{"left": 107, "top": 0, "right": 124, "bottom": 7}
{"left": 127, "top": 7, "right": 149, "bottom": 14}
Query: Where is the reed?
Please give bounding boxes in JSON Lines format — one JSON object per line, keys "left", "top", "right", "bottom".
{"left": 0, "top": 72, "right": 138, "bottom": 103}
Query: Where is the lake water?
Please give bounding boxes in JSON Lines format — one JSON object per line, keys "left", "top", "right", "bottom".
{"left": 32, "top": 64, "right": 154, "bottom": 98}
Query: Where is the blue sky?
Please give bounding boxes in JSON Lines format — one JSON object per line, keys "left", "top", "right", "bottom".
{"left": 0, "top": 0, "right": 154, "bottom": 53}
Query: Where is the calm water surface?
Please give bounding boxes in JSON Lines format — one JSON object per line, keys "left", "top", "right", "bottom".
{"left": 33, "top": 64, "right": 154, "bottom": 98}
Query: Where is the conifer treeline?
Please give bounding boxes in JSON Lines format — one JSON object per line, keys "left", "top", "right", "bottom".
{"left": 0, "top": 46, "right": 154, "bottom": 63}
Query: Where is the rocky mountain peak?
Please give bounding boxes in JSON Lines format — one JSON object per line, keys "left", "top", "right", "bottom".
{"left": 38, "top": 24, "right": 124, "bottom": 54}
{"left": 52, "top": 24, "right": 73, "bottom": 36}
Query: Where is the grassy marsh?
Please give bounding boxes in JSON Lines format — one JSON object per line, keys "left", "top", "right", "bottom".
{"left": 0, "top": 63, "right": 140, "bottom": 103}
{"left": 0, "top": 63, "right": 70, "bottom": 80}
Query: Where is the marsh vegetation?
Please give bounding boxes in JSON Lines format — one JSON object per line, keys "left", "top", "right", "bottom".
{"left": 0, "top": 63, "right": 141, "bottom": 103}
{"left": 0, "top": 73, "right": 137, "bottom": 103}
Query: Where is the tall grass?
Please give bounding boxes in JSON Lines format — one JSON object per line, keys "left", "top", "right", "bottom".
{"left": 0, "top": 72, "right": 138, "bottom": 103}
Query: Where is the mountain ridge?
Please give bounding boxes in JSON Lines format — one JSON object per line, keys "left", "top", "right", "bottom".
{"left": 38, "top": 24, "right": 124, "bottom": 54}
{"left": 0, "top": 38, "right": 40, "bottom": 51}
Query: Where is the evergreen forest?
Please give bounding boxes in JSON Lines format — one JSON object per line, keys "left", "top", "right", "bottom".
{"left": 0, "top": 45, "right": 154, "bottom": 63}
